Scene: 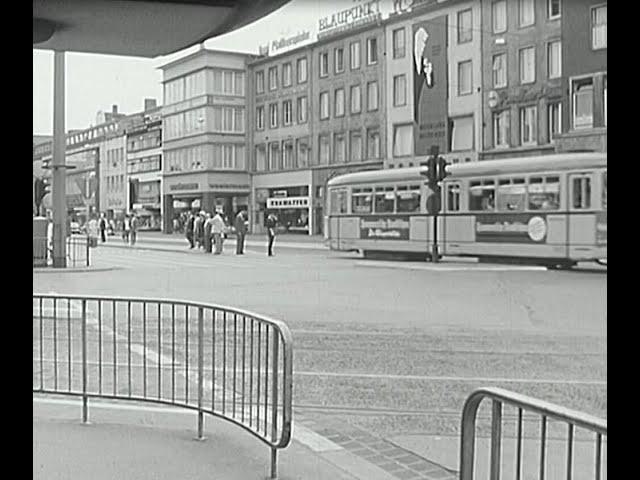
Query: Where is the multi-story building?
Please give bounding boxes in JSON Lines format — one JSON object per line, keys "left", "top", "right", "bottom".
{"left": 480, "top": 0, "right": 563, "bottom": 160}
{"left": 125, "top": 99, "right": 163, "bottom": 230}
{"left": 248, "top": 2, "right": 386, "bottom": 235}
{"left": 556, "top": 0, "right": 606, "bottom": 153}
{"left": 100, "top": 133, "right": 127, "bottom": 219}
{"left": 159, "top": 48, "right": 254, "bottom": 233}
{"left": 386, "top": 0, "right": 483, "bottom": 168}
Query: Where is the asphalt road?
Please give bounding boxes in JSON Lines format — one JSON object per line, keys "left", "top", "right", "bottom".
{"left": 33, "top": 245, "right": 607, "bottom": 440}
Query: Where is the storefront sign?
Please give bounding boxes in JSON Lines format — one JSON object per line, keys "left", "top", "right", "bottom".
{"left": 170, "top": 183, "right": 199, "bottom": 191}
{"left": 413, "top": 15, "right": 448, "bottom": 155}
{"left": 318, "top": 0, "right": 381, "bottom": 35}
{"left": 475, "top": 214, "right": 548, "bottom": 243}
{"left": 267, "top": 196, "right": 310, "bottom": 209}
{"left": 360, "top": 216, "right": 410, "bottom": 240}
{"left": 209, "top": 183, "right": 250, "bottom": 191}
{"left": 393, "top": 0, "right": 437, "bottom": 15}
{"left": 259, "top": 31, "right": 312, "bottom": 56}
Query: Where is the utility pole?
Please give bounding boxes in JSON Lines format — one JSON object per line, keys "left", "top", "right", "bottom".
{"left": 52, "top": 50, "right": 67, "bottom": 268}
{"left": 421, "top": 146, "right": 449, "bottom": 263}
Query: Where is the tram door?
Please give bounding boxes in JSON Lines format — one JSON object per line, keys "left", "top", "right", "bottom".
{"left": 568, "top": 172, "right": 596, "bottom": 259}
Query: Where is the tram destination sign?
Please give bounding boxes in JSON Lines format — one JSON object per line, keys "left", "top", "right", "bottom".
{"left": 475, "top": 214, "right": 548, "bottom": 243}
{"left": 360, "top": 216, "right": 410, "bottom": 240}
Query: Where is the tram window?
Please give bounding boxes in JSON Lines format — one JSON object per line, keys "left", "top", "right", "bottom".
{"left": 469, "top": 180, "right": 495, "bottom": 211}
{"left": 528, "top": 176, "right": 560, "bottom": 210}
{"left": 352, "top": 188, "right": 373, "bottom": 213}
{"left": 396, "top": 184, "right": 421, "bottom": 212}
{"left": 497, "top": 178, "right": 526, "bottom": 211}
{"left": 446, "top": 183, "right": 460, "bottom": 211}
{"left": 329, "top": 189, "right": 348, "bottom": 214}
{"left": 602, "top": 172, "right": 607, "bottom": 210}
{"left": 572, "top": 176, "right": 592, "bottom": 209}
{"left": 374, "top": 186, "right": 395, "bottom": 213}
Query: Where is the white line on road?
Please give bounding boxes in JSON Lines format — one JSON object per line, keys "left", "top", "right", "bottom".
{"left": 354, "top": 261, "right": 548, "bottom": 272}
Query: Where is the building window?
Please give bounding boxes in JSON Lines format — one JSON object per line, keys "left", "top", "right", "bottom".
{"left": 393, "top": 75, "right": 407, "bottom": 106}
{"left": 319, "top": 134, "right": 330, "bottom": 165}
{"left": 458, "top": 60, "right": 473, "bottom": 95}
{"left": 592, "top": 5, "right": 607, "bottom": 49}
{"left": 297, "top": 96, "right": 308, "bottom": 123}
{"left": 493, "top": 110, "right": 510, "bottom": 148}
{"left": 255, "top": 144, "right": 266, "bottom": 172}
{"left": 450, "top": 116, "right": 474, "bottom": 151}
{"left": 256, "top": 72, "right": 265, "bottom": 94}
{"left": 393, "top": 28, "right": 405, "bottom": 58}
{"left": 283, "top": 63, "right": 292, "bottom": 87}
{"left": 320, "top": 52, "right": 329, "bottom": 77}
{"left": 269, "top": 142, "right": 281, "bottom": 171}
{"left": 548, "top": 0, "right": 561, "bottom": 19}
{"left": 519, "top": 0, "right": 535, "bottom": 27}
{"left": 335, "top": 88, "right": 345, "bottom": 117}
{"left": 234, "top": 72, "right": 244, "bottom": 96}
{"left": 320, "top": 91, "right": 330, "bottom": 119}
{"left": 366, "top": 127, "right": 380, "bottom": 159}
{"left": 519, "top": 46, "right": 535, "bottom": 84}
{"left": 223, "top": 71, "right": 234, "bottom": 95}
{"left": 603, "top": 75, "right": 607, "bottom": 127}
{"left": 350, "top": 84, "right": 361, "bottom": 114}
{"left": 334, "top": 133, "right": 346, "bottom": 164}
{"left": 548, "top": 102, "right": 561, "bottom": 143}
{"left": 350, "top": 41, "right": 361, "bottom": 69}
{"left": 367, "top": 81, "right": 379, "bottom": 111}
{"left": 268, "top": 67, "right": 278, "bottom": 90}
{"left": 297, "top": 138, "right": 309, "bottom": 168}
{"left": 350, "top": 131, "right": 362, "bottom": 162}
{"left": 335, "top": 47, "right": 344, "bottom": 73}
{"left": 547, "top": 40, "right": 561, "bottom": 79}
{"left": 572, "top": 77, "right": 594, "bottom": 129}
{"left": 256, "top": 106, "right": 264, "bottom": 130}
{"left": 283, "top": 100, "right": 293, "bottom": 126}
{"left": 269, "top": 103, "right": 278, "bottom": 128}
{"left": 393, "top": 124, "right": 413, "bottom": 157}
{"left": 297, "top": 57, "right": 308, "bottom": 83}
{"left": 492, "top": 53, "right": 507, "bottom": 88}
{"left": 283, "top": 141, "right": 295, "bottom": 169}
{"left": 493, "top": 0, "right": 507, "bottom": 33}
{"left": 367, "top": 37, "right": 378, "bottom": 65}
{"left": 457, "top": 9, "right": 473, "bottom": 44}
{"left": 520, "top": 106, "right": 537, "bottom": 145}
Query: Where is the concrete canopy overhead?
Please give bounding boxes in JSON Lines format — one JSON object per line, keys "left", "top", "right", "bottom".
{"left": 33, "top": 0, "right": 290, "bottom": 57}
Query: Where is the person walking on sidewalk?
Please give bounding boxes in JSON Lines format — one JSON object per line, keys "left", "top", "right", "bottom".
{"left": 235, "top": 210, "right": 247, "bottom": 255}
{"left": 99, "top": 213, "right": 107, "bottom": 243}
{"left": 194, "top": 212, "right": 204, "bottom": 249}
{"left": 212, "top": 211, "right": 225, "bottom": 255}
{"left": 185, "top": 212, "right": 196, "bottom": 249}
{"left": 130, "top": 214, "right": 139, "bottom": 246}
{"left": 266, "top": 212, "right": 277, "bottom": 256}
{"left": 203, "top": 213, "right": 214, "bottom": 253}
{"left": 122, "top": 215, "right": 130, "bottom": 244}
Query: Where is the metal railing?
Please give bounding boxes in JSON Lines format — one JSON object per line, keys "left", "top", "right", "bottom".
{"left": 460, "top": 387, "right": 607, "bottom": 480}
{"left": 33, "top": 293, "right": 293, "bottom": 479}
{"left": 33, "top": 235, "right": 90, "bottom": 268}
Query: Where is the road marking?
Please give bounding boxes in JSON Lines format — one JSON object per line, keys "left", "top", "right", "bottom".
{"left": 354, "top": 261, "right": 548, "bottom": 272}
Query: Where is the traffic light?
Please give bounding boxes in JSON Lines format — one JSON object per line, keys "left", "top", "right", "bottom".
{"left": 34, "top": 177, "right": 51, "bottom": 209}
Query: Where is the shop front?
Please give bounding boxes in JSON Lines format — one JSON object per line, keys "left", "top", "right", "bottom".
{"left": 130, "top": 178, "right": 162, "bottom": 231}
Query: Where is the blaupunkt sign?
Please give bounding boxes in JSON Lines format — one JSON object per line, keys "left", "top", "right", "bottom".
{"left": 360, "top": 216, "right": 410, "bottom": 240}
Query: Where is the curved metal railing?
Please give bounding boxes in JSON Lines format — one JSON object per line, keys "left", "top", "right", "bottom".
{"left": 460, "top": 387, "right": 607, "bottom": 480}
{"left": 33, "top": 293, "right": 293, "bottom": 479}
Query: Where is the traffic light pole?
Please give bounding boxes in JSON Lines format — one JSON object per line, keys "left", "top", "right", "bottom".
{"left": 52, "top": 50, "right": 67, "bottom": 268}
{"left": 432, "top": 206, "right": 439, "bottom": 263}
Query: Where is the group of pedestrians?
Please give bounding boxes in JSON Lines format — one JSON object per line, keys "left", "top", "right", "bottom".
{"left": 119, "top": 213, "right": 139, "bottom": 246}
{"left": 184, "top": 210, "right": 278, "bottom": 256}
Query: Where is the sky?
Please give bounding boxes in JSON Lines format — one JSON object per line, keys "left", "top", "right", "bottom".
{"left": 33, "top": 0, "right": 395, "bottom": 135}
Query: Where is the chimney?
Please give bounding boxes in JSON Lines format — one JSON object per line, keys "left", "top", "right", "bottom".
{"left": 112, "top": 105, "right": 118, "bottom": 114}
{"left": 144, "top": 98, "right": 157, "bottom": 111}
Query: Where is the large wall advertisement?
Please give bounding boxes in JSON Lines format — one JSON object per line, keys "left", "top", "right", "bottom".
{"left": 413, "top": 15, "right": 448, "bottom": 155}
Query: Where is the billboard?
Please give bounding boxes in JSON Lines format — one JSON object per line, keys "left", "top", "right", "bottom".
{"left": 413, "top": 15, "right": 448, "bottom": 155}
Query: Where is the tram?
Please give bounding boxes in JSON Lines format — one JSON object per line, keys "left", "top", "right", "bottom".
{"left": 325, "top": 152, "right": 607, "bottom": 268}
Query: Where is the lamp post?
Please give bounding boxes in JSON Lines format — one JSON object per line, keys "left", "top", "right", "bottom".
{"left": 52, "top": 50, "right": 67, "bottom": 268}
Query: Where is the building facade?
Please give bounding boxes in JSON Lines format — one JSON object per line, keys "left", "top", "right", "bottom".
{"left": 159, "top": 48, "right": 253, "bottom": 233}
{"left": 480, "top": 0, "right": 562, "bottom": 160}
{"left": 386, "top": 0, "right": 482, "bottom": 168}
{"left": 556, "top": 0, "right": 606, "bottom": 153}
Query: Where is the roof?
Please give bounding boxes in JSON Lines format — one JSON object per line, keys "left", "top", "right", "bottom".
{"left": 327, "top": 153, "right": 608, "bottom": 187}
{"left": 33, "top": 0, "right": 290, "bottom": 58}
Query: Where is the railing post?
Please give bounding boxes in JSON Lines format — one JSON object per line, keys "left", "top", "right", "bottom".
{"left": 490, "top": 400, "right": 503, "bottom": 480}
{"left": 86, "top": 236, "right": 90, "bottom": 267}
{"left": 81, "top": 299, "right": 89, "bottom": 424}
{"left": 460, "top": 394, "right": 482, "bottom": 480}
{"left": 196, "top": 306, "right": 205, "bottom": 440}
{"left": 270, "top": 329, "right": 279, "bottom": 479}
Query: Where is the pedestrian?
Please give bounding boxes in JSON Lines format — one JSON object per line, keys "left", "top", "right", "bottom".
{"left": 203, "top": 213, "right": 213, "bottom": 253}
{"left": 194, "top": 211, "right": 205, "bottom": 249}
{"left": 122, "top": 215, "right": 130, "bottom": 244}
{"left": 212, "top": 210, "right": 225, "bottom": 255}
{"left": 88, "top": 215, "right": 99, "bottom": 247}
{"left": 130, "top": 214, "right": 138, "bottom": 246}
{"left": 185, "top": 212, "right": 196, "bottom": 249}
{"left": 108, "top": 218, "right": 116, "bottom": 236}
{"left": 266, "top": 212, "right": 277, "bottom": 256}
{"left": 99, "top": 213, "right": 107, "bottom": 243}
{"left": 235, "top": 210, "right": 248, "bottom": 255}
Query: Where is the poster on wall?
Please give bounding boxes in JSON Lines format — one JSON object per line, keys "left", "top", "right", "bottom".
{"left": 413, "top": 15, "right": 448, "bottom": 155}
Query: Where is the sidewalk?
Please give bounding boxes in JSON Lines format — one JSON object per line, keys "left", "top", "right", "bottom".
{"left": 34, "top": 397, "right": 457, "bottom": 480}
